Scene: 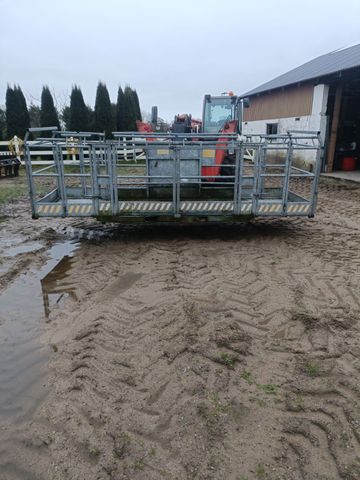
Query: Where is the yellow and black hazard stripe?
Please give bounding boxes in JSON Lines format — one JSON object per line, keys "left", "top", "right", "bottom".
{"left": 258, "top": 204, "right": 283, "bottom": 214}
{"left": 241, "top": 203, "right": 252, "bottom": 214}
{"left": 37, "top": 204, "right": 62, "bottom": 215}
{"left": 100, "top": 202, "right": 111, "bottom": 212}
{"left": 119, "top": 201, "right": 172, "bottom": 213}
{"left": 37, "top": 204, "right": 94, "bottom": 216}
{"left": 67, "top": 205, "right": 93, "bottom": 215}
{"left": 287, "top": 204, "right": 310, "bottom": 214}
{"left": 180, "top": 201, "right": 233, "bottom": 212}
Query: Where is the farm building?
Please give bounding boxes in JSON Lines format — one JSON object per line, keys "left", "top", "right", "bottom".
{"left": 241, "top": 43, "right": 360, "bottom": 173}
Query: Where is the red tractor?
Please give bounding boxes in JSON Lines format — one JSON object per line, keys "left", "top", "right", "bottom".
{"left": 137, "top": 92, "right": 249, "bottom": 181}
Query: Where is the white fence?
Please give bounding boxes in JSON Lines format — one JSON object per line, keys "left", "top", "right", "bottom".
{"left": 0, "top": 137, "right": 144, "bottom": 166}
{"left": 0, "top": 137, "right": 57, "bottom": 165}
{"left": 0, "top": 136, "right": 255, "bottom": 166}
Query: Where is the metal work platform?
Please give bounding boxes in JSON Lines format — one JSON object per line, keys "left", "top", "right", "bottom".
{"left": 24, "top": 128, "right": 323, "bottom": 222}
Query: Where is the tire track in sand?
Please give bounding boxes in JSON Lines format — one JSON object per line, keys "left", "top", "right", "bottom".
{"left": 2, "top": 179, "right": 360, "bottom": 480}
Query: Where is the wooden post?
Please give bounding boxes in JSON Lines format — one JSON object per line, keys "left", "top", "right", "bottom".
{"left": 326, "top": 84, "right": 342, "bottom": 172}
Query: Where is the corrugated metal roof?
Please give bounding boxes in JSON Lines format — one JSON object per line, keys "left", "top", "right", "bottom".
{"left": 242, "top": 43, "right": 360, "bottom": 97}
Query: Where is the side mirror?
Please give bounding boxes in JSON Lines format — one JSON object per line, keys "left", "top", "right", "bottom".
{"left": 242, "top": 97, "right": 250, "bottom": 108}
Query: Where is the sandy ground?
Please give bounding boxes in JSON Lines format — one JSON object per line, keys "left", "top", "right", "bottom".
{"left": 1, "top": 176, "right": 360, "bottom": 480}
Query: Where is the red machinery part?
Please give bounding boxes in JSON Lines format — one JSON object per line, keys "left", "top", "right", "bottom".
{"left": 201, "top": 120, "right": 237, "bottom": 181}
{"left": 136, "top": 119, "right": 238, "bottom": 178}
{"left": 136, "top": 120, "right": 155, "bottom": 141}
{"left": 341, "top": 156, "right": 357, "bottom": 171}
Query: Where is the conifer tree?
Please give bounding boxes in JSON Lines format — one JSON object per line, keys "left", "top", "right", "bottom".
{"left": 6, "top": 85, "right": 30, "bottom": 138}
{"left": 123, "top": 86, "right": 137, "bottom": 131}
{"left": 86, "top": 105, "right": 94, "bottom": 131}
{"left": 69, "top": 85, "right": 89, "bottom": 131}
{"left": 61, "top": 106, "right": 71, "bottom": 130}
{"left": 132, "top": 89, "right": 142, "bottom": 121}
{"left": 40, "top": 86, "right": 60, "bottom": 129}
{"left": 115, "top": 85, "right": 142, "bottom": 131}
{"left": 0, "top": 108, "right": 6, "bottom": 140}
{"left": 94, "top": 82, "right": 114, "bottom": 138}
{"left": 29, "top": 104, "right": 41, "bottom": 128}
{"left": 116, "top": 86, "right": 127, "bottom": 131}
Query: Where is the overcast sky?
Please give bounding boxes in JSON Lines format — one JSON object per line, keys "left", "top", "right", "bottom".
{"left": 1, "top": 0, "right": 359, "bottom": 121}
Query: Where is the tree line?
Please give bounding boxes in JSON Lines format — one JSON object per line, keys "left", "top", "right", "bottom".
{"left": 0, "top": 83, "right": 142, "bottom": 140}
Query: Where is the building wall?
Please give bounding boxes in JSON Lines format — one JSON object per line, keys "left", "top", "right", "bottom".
{"left": 244, "top": 84, "right": 314, "bottom": 121}
{"left": 242, "top": 84, "right": 329, "bottom": 169}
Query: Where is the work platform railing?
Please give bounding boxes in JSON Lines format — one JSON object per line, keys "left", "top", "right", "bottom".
{"left": 24, "top": 128, "right": 323, "bottom": 221}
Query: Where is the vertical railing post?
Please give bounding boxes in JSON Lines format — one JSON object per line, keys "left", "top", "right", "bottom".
{"left": 172, "top": 145, "right": 180, "bottom": 217}
{"left": 234, "top": 143, "right": 244, "bottom": 216}
{"left": 79, "top": 145, "right": 86, "bottom": 196}
{"left": 309, "top": 133, "right": 324, "bottom": 217}
{"left": 145, "top": 141, "right": 150, "bottom": 199}
{"left": 176, "top": 147, "right": 181, "bottom": 217}
{"left": 259, "top": 141, "right": 266, "bottom": 195}
{"left": 252, "top": 147, "right": 261, "bottom": 215}
{"left": 54, "top": 143, "right": 67, "bottom": 216}
{"left": 90, "top": 145, "right": 100, "bottom": 215}
{"left": 110, "top": 144, "right": 118, "bottom": 215}
{"left": 24, "top": 135, "right": 36, "bottom": 218}
{"left": 282, "top": 134, "right": 294, "bottom": 214}
{"left": 52, "top": 144, "right": 61, "bottom": 198}
{"left": 123, "top": 136, "right": 127, "bottom": 162}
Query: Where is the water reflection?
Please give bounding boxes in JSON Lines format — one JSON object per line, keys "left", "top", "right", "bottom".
{"left": 41, "top": 254, "right": 77, "bottom": 318}
{"left": 0, "top": 241, "right": 79, "bottom": 418}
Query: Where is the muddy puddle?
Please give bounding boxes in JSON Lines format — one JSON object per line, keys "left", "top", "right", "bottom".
{"left": 0, "top": 241, "right": 79, "bottom": 420}
{"left": 3, "top": 241, "right": 43, "bottom": 258}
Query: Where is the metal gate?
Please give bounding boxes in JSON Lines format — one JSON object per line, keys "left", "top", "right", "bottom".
{"left": 24, "top": 128, "right": 323, "bottom": 221}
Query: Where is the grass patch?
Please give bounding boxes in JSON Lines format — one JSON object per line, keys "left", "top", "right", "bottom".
{"left": 209, "top": 392, "right": 229, "bottom": 414}
{"left": 294, "top": 395, "right": 304, "bottom": 410}
{"left": 240, "top": 371, "right": 255, "bottom": 384}
{"left": 62, "top": 165, "right": 83, "bottom": 174}
{"left": 256, "top": 463, "right": 266, "bottom": 478}
{"left": 306, "top": 362, "right": 319, "bottom": 377}
{"left": 198, "top": 392, "right": 230, "bottom": 432}
{"left": 88, "top": 446, "right": 100, "bottom": 456}
{"left": 218, "top": 352, "right": 237, "bottom": 369}
{"left": 113, "top": 431, "right": 131, "bottom": 459}
{"left": 259, "top": 384, "right": 277, "bottom": 395}
{"left": 133, "top": 459, "right": 145, "bottom": 471}
{"left": 241, "top": 371, "right": 278, "bottom": 396}
{"left": 0, "top": 184, "right": 28, "bottom": 203}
